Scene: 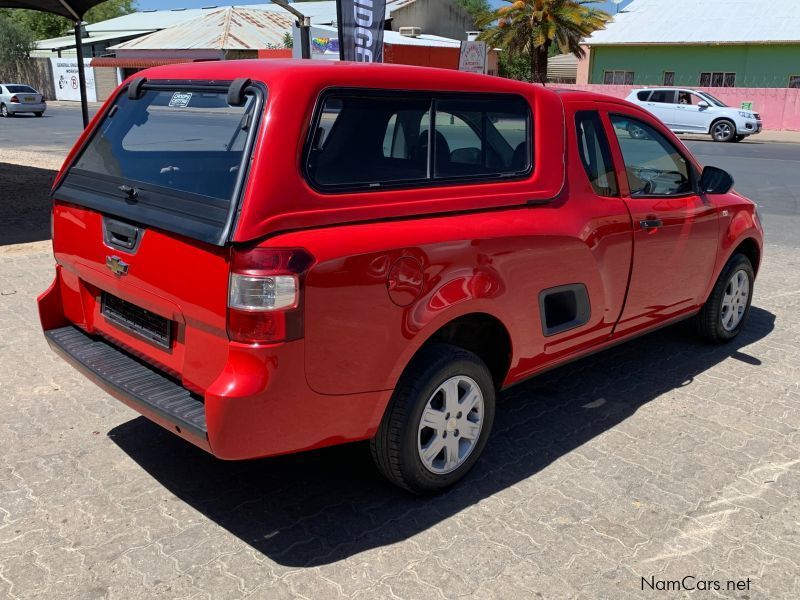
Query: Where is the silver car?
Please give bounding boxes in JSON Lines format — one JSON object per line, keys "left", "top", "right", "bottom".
{"left": 0, "top": 83, "right": 47, "bottom": 117}
{"left": 625, "top": 88, "right": 762, "bottom": 143}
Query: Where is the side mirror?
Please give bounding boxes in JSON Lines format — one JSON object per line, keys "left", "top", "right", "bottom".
{"left": 697, "top": 100, "right": 710, "bottom": 108}
{"left": 700, "top": 165, "right": 734, "bottom": 194}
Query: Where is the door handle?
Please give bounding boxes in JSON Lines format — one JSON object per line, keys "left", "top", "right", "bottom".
{"left": 639, "top": 219, "right": 663, "bottom": 230}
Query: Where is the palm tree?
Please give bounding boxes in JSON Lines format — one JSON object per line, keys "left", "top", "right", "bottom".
{"left": 478, "top": 0, "right": 610, "bottom": 84}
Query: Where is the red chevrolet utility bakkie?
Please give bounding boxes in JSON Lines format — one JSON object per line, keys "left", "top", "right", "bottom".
{"left": 39, "top": 61, "right": 763, "bottom": 493}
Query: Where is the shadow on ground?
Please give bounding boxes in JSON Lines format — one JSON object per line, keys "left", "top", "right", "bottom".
{"left": 110, "top": 307, "right": 775, "bottom": 567}
{"left": 0, "top": 162, "right": 55, "bottom": 245}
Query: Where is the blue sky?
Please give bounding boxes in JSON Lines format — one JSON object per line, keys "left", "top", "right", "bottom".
{"left": 136, "top": 0, "right": 633, "bottom": 15}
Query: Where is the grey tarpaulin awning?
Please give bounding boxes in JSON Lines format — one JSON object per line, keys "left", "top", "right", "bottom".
{"left": 0, "top": 0, "right": 110, "bottom": 127}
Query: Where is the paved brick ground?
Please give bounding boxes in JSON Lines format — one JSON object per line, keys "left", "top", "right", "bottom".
{"left": 1, "top": 241, "right": 798, "bottom": 599}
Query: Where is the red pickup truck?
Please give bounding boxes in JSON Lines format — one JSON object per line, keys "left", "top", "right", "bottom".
{"left": 38, "top": 61, "right": 763, "bottom": 493}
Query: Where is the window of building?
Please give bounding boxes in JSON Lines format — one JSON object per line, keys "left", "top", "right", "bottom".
{"left": 789, "top": 76, "right": 800, "bottom": 89}
{"left": 305, "top": 92, "right": 531, "bottom": 190}
{"left": 663, "top": 72, "right": 675, "bottom": 86}
{"left": 575, "top": 111, "right": 618, "bottom": 197}
{"left": 603, "top": 70, "right": 635, "bottom": 85}
{"left": 609, "top": 115, "right": 693, "bottom": 197}
{"left": 699, "top": 72, "right": 736, "bottom": 87}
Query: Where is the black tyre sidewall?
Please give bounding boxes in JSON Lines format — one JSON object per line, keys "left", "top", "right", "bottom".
{"left": 378, "top": 344, "right": 496, "bottom": 494}
{"left": 699, "top": 254, "right": 755, "bottom": 342}
{"left": 712, "top": 119, "right": 736, "bottom": 142}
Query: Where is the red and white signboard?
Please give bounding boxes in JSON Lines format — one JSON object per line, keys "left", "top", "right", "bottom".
{"left": 458, "top": 41, "right": 487, "bottom": 74}
{"left": 50, "top": 58, "right": 97, "bottom": 102}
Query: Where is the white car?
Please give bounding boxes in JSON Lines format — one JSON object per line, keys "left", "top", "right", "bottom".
{"left": 0, "top": 83, "right": 47, "bottom": 118}
{"left": 625, "top": 88, "right": 761, "bottom": 143}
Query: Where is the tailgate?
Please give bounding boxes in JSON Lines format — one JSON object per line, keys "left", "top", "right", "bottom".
{"left": 47, "top": 79, "right": 264, "bottom": 391}
{"left": 51, "top": 203, "right": 231, "bottom": 392}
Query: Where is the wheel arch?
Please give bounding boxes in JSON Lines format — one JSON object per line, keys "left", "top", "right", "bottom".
{"left": 392, "top": 311, "right": 513, "bottom": 392}
{"left": 708, "top": 116, "right": 736, "bottom": 135}
{"left": 733, "top": 236, "right": 761, "bottom": 275}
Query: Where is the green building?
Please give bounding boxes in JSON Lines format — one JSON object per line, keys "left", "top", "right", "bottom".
{"left": 583, "top": 0, "right": 800, "bottom": 89}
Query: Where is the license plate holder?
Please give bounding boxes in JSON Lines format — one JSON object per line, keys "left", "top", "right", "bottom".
{"left": 101, "top": 292, "right": 172, "bottom": 349}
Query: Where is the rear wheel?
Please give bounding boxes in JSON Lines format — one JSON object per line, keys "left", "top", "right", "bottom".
{"left": 370, "top": 343, "right": 495, "bottom": 494}
{"left": 711, "top": 119, "right": 736, "bottom": 142}
{"left": 696, "top": 253, "right": 754, "bottom": 343}
{"left": 34, "top": 112, "right": 43, "bottom": 117}
{"left": 0, "top": 104, "right": 9, "bottom": 118}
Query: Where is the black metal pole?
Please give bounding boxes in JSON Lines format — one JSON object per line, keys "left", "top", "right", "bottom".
{"left": 300, "top": 17, "right": 311, "bottom": 59}
{"left": 335, "top": 0, "right": 345, "bottom": 60}
{"left": 73, "top": 21, "right": 89, "bottom": 128}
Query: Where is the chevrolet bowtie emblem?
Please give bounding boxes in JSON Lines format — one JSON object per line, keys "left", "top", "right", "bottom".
{"left": 106, "top": 255, "right": 129, "bottom": 276}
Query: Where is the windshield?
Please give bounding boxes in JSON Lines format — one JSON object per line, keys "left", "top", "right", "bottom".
{"left": 73, "top": 88, "right": 256, "bottom": 202}
{"left": 6, "top": 85, "right": 37, "bottom": 93}
{"left": 697, "top": 91, "right": 727, "bottom": 107}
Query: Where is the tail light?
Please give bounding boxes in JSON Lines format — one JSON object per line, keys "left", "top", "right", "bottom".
{"left": 9, "top": 95, "right": 19, "bottom": 103}
{"left": 227, "top": 247, "right": 314, "bottom": 344}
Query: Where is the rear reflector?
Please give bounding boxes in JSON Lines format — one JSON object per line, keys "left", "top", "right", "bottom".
{"left": 227, "top": 247, "right": 314, "bottom": 344}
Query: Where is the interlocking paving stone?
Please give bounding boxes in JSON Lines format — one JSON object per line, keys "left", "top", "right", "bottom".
{"left": 1, "top": 241, "right": 799, "bottom": 599}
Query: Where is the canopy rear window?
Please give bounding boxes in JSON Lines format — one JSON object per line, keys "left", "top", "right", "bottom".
{"left": 56, "top": 84, "right": 261, "bottom": 245}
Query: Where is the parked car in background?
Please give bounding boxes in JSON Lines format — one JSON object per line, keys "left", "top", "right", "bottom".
{"left": 626, "top": 88, "right": 761, "bottom": 142}
{"left": 0, "top": 83, "right": 46, "bottom": 117}
{"left": 39, "top": 61, "right": 763, "bottom": 494}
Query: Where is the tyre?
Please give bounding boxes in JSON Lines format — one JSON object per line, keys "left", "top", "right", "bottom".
{"left": 0, "top": 104, "right": 9, "bottom": 118}
{"left": 370, "top": 343, "right": 496, "bottom": 494}
{"left": 696, "top": 253, "right": 754, "bottom": 343}
{"left": 35, "top": 112, "right": 43, "bottom": 117}
{"left": 711, "top": 119, "right": 736, "bottom": 142}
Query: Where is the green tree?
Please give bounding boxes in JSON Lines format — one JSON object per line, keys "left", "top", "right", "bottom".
{"left": 478, "top": 0, "right": 609, "bottom": 83}
{"left": 0, "top": 14, "right": 35, "bottom": 64}
{"left": 454, "top": 0, "right": 491, "bottom": 23}
{"left": 0, "top": 0, "right": 136, "bottom": 40}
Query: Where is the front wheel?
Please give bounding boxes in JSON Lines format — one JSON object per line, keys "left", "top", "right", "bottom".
{"left": 696, "top": 253, "right": 755, "bottom": 343}
{"left": 711, "top": 119, "right": 736, "bottom": 142}
{"left": 370, "top": 344, "right": 495, "bottom": 494}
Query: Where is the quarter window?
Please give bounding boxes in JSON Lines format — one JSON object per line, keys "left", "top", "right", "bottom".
{"left": 306, "top": 92, "right": 531, "bottom": 190}
{"left": 575, "top": 111, "right": 617, "bottom": 197}
{"left": 649, "top": 90, "right": 676, "bottom": 104}
{"left": 609, "top": 115, "right": 693, "bottom": 197}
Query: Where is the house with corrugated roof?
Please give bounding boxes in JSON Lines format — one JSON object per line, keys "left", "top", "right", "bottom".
{"left": 582, "top": 0, "right": 800, "bottom": 88}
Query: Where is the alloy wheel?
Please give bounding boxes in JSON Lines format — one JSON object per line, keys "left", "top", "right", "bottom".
{"left": 417, "top": 375, "right": 484, "bottom": 475}
{"left": 713, "top": 121, "right": 733, "bottom": 141}
{"left": 720, "top": 269, "right": 750, "bottom": 331}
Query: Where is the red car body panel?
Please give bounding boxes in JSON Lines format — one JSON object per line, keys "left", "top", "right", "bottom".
{"left": 38, "top": 61, "right": 763, "bottom": 461}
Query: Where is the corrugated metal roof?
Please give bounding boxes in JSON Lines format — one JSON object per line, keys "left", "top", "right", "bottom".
{"left": 35, "top": 30, "right": 153, "bottom": 51}
{"left": 547, "top": 53, "right": 578, "bottom": 79}
{"left": 586, "top": 0, "right": 800, "bottom": 45}
{"left": 79, "top": 2, "right": 394, "bottom": 35}
{"left": 110, "top": 7, "right": 294, "bottom": 51}
{"left": 311, "top": 24, "right": 462, "bottom": 49}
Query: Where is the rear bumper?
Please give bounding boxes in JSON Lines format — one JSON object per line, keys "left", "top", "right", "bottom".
{"left": 45, "top": 325, "right": 210, "bottom": 442}
{"left": 38, "top": 268, "right": 391, "bottom": 460}
{"left": 7, "top": 102, "right": 46, "bottom": 113}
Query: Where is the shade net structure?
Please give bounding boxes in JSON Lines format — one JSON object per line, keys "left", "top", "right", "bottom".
{"left": 0, "top": 0, "right": 109, "bottom": 126}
